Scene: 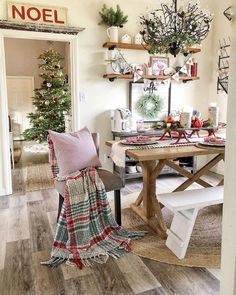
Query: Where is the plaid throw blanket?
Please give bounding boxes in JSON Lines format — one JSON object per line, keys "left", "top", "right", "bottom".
{"left": 42, "top": 167, "right": 146, "bottom": 269}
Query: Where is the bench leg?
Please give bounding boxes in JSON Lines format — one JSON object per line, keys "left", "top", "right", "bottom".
{"left": 114, "top": 190, "right": 121, "bottom": 226}
{"left": 166, "top": 208, "right": 199, "bottom": 259}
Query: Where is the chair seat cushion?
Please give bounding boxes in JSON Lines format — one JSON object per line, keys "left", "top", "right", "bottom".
{"left": 55, "top": 169, "right": 123, "bottom": 197}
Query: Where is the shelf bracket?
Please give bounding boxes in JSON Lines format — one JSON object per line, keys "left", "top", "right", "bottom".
{"left": 108, "top": 77, "right": 116, "bottom": 82}
{"left": 108, "top": 45, "right": 116, "bottom": 50}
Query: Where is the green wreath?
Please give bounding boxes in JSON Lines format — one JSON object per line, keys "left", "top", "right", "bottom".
{"left": 136, "top": 93, "right": 162, "bottom": 119}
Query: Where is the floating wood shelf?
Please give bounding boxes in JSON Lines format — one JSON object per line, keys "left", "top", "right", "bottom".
{"left": 103, "top": 42, "right": 201, "bottom": 54}
{"left": 103, "top": 74, "right": 200, "bottom": 82}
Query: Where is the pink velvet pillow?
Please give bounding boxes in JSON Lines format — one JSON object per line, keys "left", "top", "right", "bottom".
{"left": 49, "top": 127, "right": 101, "bottom": 177}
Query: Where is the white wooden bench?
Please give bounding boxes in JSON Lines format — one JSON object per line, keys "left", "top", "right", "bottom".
{"left": 158, "top": 186, "right": 224, "bottom": 259}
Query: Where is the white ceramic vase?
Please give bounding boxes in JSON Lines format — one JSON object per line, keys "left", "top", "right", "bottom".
{"left": 107, "top": 26, "right": 119, "bottom": 42}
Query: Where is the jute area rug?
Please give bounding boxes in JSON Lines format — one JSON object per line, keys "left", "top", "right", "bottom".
{"left": 119, "top": 193, "right": 222, "bottom": 269}
{"left": 25, "top": 163, "right": 54, "bottom": 192}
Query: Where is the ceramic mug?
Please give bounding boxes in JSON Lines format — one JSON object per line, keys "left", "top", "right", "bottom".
{"left": 107, "top": 26, "right": 118, "bottom": 42}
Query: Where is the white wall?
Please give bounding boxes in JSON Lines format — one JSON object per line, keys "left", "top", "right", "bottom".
{"left": 220, "top": 3, "right": 236, "bottom": 293}
{"left": 206, "top": 1, "right": 231, "bottom": 175}
{"left": 4, "top": 38, "right": 67, "bottom": 88}
{"left": 0, "top": 0, "right": 220, "bottom": 174}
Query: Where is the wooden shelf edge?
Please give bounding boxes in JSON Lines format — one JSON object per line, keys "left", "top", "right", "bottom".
{"left": 103, "top": 42, "right": 201, "bottom": 54}
{"left": 103, "top": 74, "right": 200, "bottom": 82}
{"left": 103, "top": 42, "right": 148, "bottom": 51}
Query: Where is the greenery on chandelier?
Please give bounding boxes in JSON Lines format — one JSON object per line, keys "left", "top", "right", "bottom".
{"left": 140, "top": 0, "right": 212, "bottom": 57}
{"left": 137, "top": 93, "right": 162, "bottom": 119}
{"left": 23, "top": 49, "right": 71, "bottom": 143}
{"left": 98, "top": 4, "right": 128, "bottom": 27}
{"left": 148, "top": 33, "right": 198, "bottom": 56}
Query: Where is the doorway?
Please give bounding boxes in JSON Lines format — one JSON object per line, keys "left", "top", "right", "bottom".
{"left": 0, "top": 29, "right": 80, "bottom": 196}
{"left": 5, "top": 38, "right": 71, "bottom": 193}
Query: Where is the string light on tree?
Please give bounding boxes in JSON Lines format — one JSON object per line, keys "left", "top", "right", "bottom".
{"left": 23, "top": 49, "right": 71, "bottom": 142}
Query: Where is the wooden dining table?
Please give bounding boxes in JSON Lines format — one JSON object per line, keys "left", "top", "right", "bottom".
{"left": 106, "top": 141, "right": 225, "bottom": 239}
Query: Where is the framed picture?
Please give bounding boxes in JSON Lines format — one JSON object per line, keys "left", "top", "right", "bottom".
{"left": 129, "top": 81, "right": 171, "bottom": 122}
{"left": 150, "top": 56, "right": 169, "bottom": 75}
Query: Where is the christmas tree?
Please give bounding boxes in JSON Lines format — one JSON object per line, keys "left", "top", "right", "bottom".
{"left": 23, "top": 49, "right": 71, "bottom": 143}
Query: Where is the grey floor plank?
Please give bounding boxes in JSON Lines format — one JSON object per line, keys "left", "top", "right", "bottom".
{"left": 138, "top": 288, "right": 171, "bottom": 295}
{"left": 26, "top": 190, "right": 44, "bottom": 203}
{"left": 116, "top": 253, "right": 161, "bottom": 294}
{"left": 0, "top": 209, "right": 8, "bottom": 269}
{"left": 93, "top": 257, "right": 135, "bottom": 295}
{"left": 0, "top": 195, "right": 9, "bottom": 209}
{"left": 7, "top": 204, "right": 30, "bottom": 242}
{"left": 27, "top": 200, "right": 53, "bottom": 252}
{"left": 142, "top": 258, "right": 220, "bottom": 295}
{"left": 0, "top": 164, "right": 222, "bottom": 295}
{"left": 64, "top": 274, "right": 104, "bottom": 295}
{"left": 32, "top": 250, "right": 65, "bottom": 295}
{"left": 12, "top": 167, "right": 26, "bottom": 194}
{"left": 41, "top": 189, "right": 59, "bottom": 212}
{"left": 2, "top": 239, "right": 35, "bottom": 295}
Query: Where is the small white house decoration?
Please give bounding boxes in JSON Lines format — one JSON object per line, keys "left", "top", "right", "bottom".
{"left": 134, "top": 33, "right": 142, "bottom": 44}
{"left": 121, "top": 34, "right": 132, "bottom": 44}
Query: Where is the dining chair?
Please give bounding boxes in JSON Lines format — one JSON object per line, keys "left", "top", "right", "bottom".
{"left": 52, "top": 133, "right": 123, "bottom": 225}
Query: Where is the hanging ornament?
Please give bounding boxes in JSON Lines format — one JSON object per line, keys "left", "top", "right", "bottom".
{"left": 47, "top": 83, "right": 52, "bottom": 88}
{"left": 180, "top": 65, "right": 188, "bottom": 75}
{"left": 172, "top": 73, "right": 180, "bottom": 82}
{"left": 45, "top": 101, "right": 50, "bottom": 105}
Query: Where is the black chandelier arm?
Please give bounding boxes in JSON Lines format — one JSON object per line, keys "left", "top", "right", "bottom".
{"left": 162, "top": 7, "right": 173, "bottom": 29}
{"left": 139, "top": 0, "right": 212, "bottom": 56}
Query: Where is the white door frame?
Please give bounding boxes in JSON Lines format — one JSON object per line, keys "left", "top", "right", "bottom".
{"left": 0, "top": 29, "right": 80, "bottom": 196}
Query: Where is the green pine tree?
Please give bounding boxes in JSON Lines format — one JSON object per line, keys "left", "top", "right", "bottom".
{"left": 23, "top": 49, "right": 71, "bottom": 143}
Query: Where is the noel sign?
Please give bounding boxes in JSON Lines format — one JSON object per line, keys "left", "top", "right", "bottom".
{"left": 7, "top": 2, "right": 68, "bottom": 26}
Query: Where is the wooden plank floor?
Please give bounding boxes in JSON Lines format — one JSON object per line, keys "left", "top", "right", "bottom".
{"left": 0, "top": 172, "right": 221, "bottom": 295}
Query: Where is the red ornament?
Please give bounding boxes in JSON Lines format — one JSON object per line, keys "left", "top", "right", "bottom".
{"left": 193, "top": 118, "right": 203, "bottom": 128}
{"left": 166, "top": 117, "right": 175, "bottom": 124}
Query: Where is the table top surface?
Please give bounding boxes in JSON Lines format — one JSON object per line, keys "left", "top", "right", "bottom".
{"left": 106, "top": 141, "right": 225, "bottom": 162}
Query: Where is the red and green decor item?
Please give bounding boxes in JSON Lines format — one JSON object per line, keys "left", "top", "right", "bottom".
{"left": 23, "top": 49, "right": 71, "bottom": 143}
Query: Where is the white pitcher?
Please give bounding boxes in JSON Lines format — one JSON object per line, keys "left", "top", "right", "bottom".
{"left": 107, "top": 26, "right": 119, "bottom": 42}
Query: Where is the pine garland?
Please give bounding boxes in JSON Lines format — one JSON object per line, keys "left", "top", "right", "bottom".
{"left": 23, "top": 49, "right": 71, "bottom": 143}
{"left": 136, "top": 94, "right": 162, "bottom": 119}
{"left": 98, "top": 4, "right": 128, "bottom": 27}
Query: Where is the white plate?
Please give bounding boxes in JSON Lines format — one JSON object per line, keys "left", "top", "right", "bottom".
{"left": 198, "top": 141, "right": 225, "bottom": 147}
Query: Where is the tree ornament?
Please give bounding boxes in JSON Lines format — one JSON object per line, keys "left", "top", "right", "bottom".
{"left": 23, "top": 49, "right": 71, "bottom": 143}
{"left": 136, "top": 93, "right": 163, "bottom": 119}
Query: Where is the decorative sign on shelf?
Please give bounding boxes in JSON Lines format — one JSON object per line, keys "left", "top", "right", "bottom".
{"left": 7, "top": 2, "right": 68, "bottom": 26}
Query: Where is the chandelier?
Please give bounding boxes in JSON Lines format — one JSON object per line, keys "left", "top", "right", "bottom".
{"left": 140, "top": 0, "right": 213, "bottom": 57}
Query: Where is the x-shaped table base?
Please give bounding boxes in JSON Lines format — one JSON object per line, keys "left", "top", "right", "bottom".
{"left": 131, "top": 153, "right": 224, "bottom": 239}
